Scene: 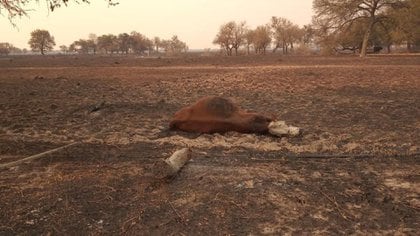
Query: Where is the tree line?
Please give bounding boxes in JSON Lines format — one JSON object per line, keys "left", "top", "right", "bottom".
{"left": 1, "top": 0, "right": 419, "bottom": 57}
{"left": 0, "top": 42, "right": 26, "bottom": 55}
{"left": 66, "top": 33, "right": 188, "bottom": 55}
{"left": 0, "top": 30, "right": 188, "bottom": 56}
{"left": 213, "top": 17, "right": 308, "bottom": 56}
{"left": 213, "top": 0, "right": 419, "bottom": 57}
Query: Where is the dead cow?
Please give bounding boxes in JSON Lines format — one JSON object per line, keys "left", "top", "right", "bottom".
{"left": 169, "top": 96, "right": 300, "bottom": 136}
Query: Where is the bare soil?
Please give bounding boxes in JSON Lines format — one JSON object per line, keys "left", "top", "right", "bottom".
{"left": 0, "top": 54, "right": 419, "bottom": 235}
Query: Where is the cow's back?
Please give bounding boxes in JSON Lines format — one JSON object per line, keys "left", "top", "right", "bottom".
{"left": 169, "top": 96, "right": 272, "bottom": 134}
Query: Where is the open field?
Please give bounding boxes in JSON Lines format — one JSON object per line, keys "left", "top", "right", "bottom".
{"left": 0, "top": 54, "right": 419, "bottom": 234}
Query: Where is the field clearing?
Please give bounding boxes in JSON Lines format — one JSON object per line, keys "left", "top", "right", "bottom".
{"left": 0, "top": 55, "right": 419, "bottom": 234}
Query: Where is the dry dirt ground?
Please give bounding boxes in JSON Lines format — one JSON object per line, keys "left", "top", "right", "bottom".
{"left": 0, "top": 54, "right": 419, "bottom": 235}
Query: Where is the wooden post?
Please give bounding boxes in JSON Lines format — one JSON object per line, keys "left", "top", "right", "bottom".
{"left": 153, "top": 148, "right": 192, "bottom": 179}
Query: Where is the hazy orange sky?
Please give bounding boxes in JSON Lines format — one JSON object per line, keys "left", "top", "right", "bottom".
{"left": 1, "top": 0, "right": 314, "bottom": 50}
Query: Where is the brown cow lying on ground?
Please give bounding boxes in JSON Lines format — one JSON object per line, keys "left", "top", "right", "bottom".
{"left": 169, "top": 96, "right": 300, "bottom": 136}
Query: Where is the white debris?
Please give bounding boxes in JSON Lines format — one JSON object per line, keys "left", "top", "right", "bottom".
{"left": 268, "top": 121, "right": 300, "bottom": 137}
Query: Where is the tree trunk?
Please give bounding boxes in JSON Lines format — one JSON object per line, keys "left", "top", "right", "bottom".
{"left": 407, "top": 42, "right": 413, "bottom": 52}
{"left": 226, "top": 47, "right": 232, "bottom": 56}
{"left": 41, "top": 42, "right": 45, "bottom": 55}
{"left": 272, "top": 43, "right": 279, "bottom": 53}
{"left": 360, "top": 19, "right": 375, "bottom": 58}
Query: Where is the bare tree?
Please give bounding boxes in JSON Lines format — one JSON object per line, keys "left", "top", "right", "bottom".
{"left": 303, "top": 24, "right": 315, "bottom": 45}
{"left": 313, "top": 0, "right": 407, "bottom": 57}
{"left": 213, "top": 21, "right": 247, "bottom": 56}
{"left": 271, "top": 17, "right": 301, "bottom": 54}
{"left": 28, "top": 29, "right": 56, "bottom": 55}
{"left": 288, "top": 25, "right": 304, "bottom": 51}
{"left": 213, "top": 21, "right": 235, "bottom": 56}
{"left": 252, "top": 25, "right": 272, "bottom": 54}
{"left": 232, "top": 21, "right": 247, "bottom": 55}
{"left": 161, "top": 35, "right": 188, "bottom": 55}
{"left": 244, "top": 29, "right": 254, "bottom": 55}
{"left": 1, "top": 0, "right": 117, "bottom": 23}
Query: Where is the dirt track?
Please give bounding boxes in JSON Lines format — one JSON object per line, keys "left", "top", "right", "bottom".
{"left": 0, "top": 54, "right": 419, "bottom": 234}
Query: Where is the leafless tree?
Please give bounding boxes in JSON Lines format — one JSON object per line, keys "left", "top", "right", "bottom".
{"left": 303, "top": 24, "right": 315, "bottom": 45}
{"left": 213, "top": 21, "right": 247, "bottom": 56}
{"left": 161, "top": 35, "right": 188, "bottom": 55}
{"left": 232, "top": 21, "right": 247, "bottom": 55}
{"left": 271, "top": 17, "right": 302, "bottom": 54}
{"left": 1, "top": 0, "right": 117, "bottom": 24}
{"left": 213, "top": 21, "right": 235, "bottom": 56}
{"left": 244, "top": 29, "right": 254, "bottom": 55}
{"left": 252, "top": 25, "right": 272, "bottom": 54}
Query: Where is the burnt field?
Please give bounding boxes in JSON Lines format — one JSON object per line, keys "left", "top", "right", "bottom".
{"left": 0, "top": 54, "right": 419, "bottom": 234}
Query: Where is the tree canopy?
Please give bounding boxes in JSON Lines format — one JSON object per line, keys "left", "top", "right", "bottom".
{"left": 271, "top": 17, "right": 303, "bottom": 54}
{"left": 312, "top": 0, "right": 408, "bottom": 57}
{"left": 213, "top": 21, "right": 247, "bottom": 56}
{"left": 65, "top": 32, "right": 187, "bottom": 55}
{"left": 252, "top": 25, "right": 272, "bottom": 54}
{"left": 28, "top": 29, "right": 55, "bottom": 55}
{"left": 389, "top": 0, "right": 420, "bottom": 51}
{"left": 0, "top": 42, "right": 21, "bottom": 55}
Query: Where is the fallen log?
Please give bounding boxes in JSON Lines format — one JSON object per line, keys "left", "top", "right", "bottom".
{"left": 153, "top": 148, "right": 192, "bottom": 179}
{"left": 0, "top": 142, "right": 78, "bottom": 170}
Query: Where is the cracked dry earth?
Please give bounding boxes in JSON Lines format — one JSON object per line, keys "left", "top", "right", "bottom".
{"left": 0, "top": 55, "right": 419, "bottom": 234}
